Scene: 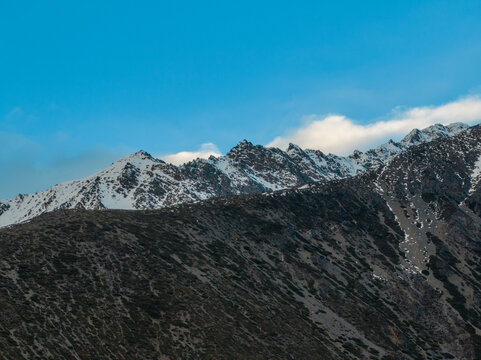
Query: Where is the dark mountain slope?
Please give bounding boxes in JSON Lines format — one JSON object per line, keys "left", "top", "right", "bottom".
{"left": 1, "top": 125, "right": 481, "bottom": 359}
{"left": 0, "top": 187, "right": 408, "bottom": 360}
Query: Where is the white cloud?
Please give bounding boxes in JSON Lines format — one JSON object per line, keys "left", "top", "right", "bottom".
{"left": 160, "top": 142, "right": 222, "bottom": 165}
{"left": 267, "top": 95, "right": 481, "bottom": 155}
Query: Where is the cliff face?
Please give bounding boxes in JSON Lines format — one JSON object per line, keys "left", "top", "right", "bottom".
{"left": 1, "top": 125, "right": 481, "bottom": 359}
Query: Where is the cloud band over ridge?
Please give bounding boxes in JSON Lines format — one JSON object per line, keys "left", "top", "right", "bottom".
{"left": 159, "top": 142, "right": 222, "bottom": 165}
{"left": 267, "top": 95, "right": 481, "bottom": 155}
{"left": 157, "top": 96, "right": 481, "bottom": 165}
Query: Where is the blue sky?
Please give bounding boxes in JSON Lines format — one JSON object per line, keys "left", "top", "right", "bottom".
{"left": 2, "top": 1, "right": 481, "bottom": 197}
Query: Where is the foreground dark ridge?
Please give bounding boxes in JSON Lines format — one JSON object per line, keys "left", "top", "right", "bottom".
{"left": 1, "top": 125, "right": 481, "bottom": 359}
{"left": 0, "top": 122, "right": 468, "bottom": 227}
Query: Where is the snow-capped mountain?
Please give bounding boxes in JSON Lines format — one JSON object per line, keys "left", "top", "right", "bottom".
{"left": 0, "top": 122, "right": 469, "bottom": 227}
{"left": 4, "top": 123, "right": 481, "bottom": 359}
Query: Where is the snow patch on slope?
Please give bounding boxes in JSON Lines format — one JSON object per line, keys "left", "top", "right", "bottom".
{"left": 469, "top": 154, "right": 481, "bottom": 195}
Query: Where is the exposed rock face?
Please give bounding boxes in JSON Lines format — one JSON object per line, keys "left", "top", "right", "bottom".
{"left": 1, "top": 124, "right": 481, "bottom": 359}
{"left": 0, "top": 123, "right": 469, "bottom": 227}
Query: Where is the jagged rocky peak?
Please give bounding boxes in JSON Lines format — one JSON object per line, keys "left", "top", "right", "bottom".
{"left": 225, "top": 139, "right": 279, "bottom": 166}
{"left": 118, "top": 149, "right": 157, "bottom": 164}
{"left": 401, "top": 122, "right": 469, "bottom": 145}
{"left": 286, "top": 142, "right": 304, "bottom": 153}
{"left": 112, "top": 149, "right": 177, "bottom": 176}
{"left": 376, "top": 139, "right": 402, "bottom": 154}
{"left": 225, "top": 139, "right": 258, "bottom": 160}
{"left": 447, "top": 121, "right": 470, "bottom": 132}
{"left": 230, "top": 139, "right": 255, "bottom": 151}
{"left": 134, "top": 149, "right": 151, "bottom": 157}
{"left": 401, "top": 128, "right": 425, "bottom": 145}
{"left": 0, "top": 202, "right": 9, "bottom": 215}
{"left": 349, "top": 149, "right": 364, "bottom": 159}
{"left": 285, "top": 143, "right": 309, "bottom": 163}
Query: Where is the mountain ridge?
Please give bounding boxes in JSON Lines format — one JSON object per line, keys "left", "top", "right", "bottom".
{"left": 0, "top": 122, "right": 469, "bottom": 227}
